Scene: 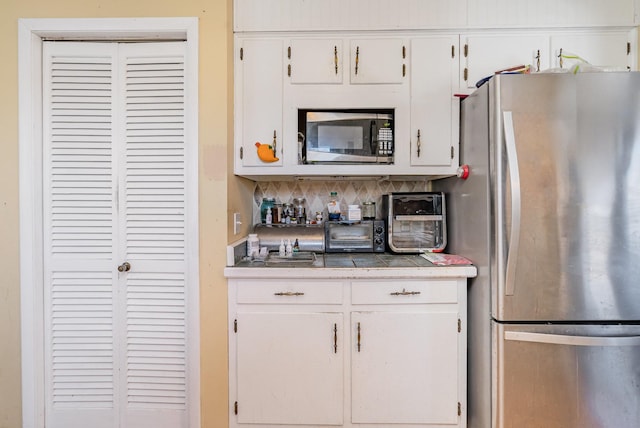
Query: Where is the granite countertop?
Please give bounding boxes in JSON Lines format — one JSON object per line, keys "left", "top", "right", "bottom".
{"left": 224, "top": 251, "right": 477, "bottom": 279}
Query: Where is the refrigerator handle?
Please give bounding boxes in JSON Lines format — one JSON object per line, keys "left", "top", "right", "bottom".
{"left": 505, "top": 331, "right": 640, "bottom": 347}
{"left": 502, "top": 111, "right": 521, "bottom": 296}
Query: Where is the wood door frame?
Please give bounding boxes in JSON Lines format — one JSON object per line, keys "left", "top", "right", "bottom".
{"left": 18, "top": 18, "right": 200, "bottom": 428}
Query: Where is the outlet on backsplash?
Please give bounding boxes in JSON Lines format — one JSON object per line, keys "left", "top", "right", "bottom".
{"left": 252, "top": 180, "right": 430, "bottom": 226}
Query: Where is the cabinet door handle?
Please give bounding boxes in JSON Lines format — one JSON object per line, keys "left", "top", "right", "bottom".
{"left": 355, "top": 46, "right": 360, "bottom": 75}
{"left": 416, "top": 129, "right": 421, "bottom": 158}
{"left": 357, "top": 322, "right": 361, "bottom": 352}
{"left": 536, "top": 49, "right": 541, "bottom": 72}
{"left": 333, "top": 323, "right": 338, "bottom": 353}
{"left": 272, "top": 130, "right": 277, "bottom": 158}
{"left": 558, "top": 47, "right": 563, "bottom": 69}
{"left": 273, "top": 291, "right": 304, "bottom": 296}
{"left": 334, "top": 45, "right": 338, "bottom": 75}
{"left": 390, "top": 288, "right": 421, "bottom": 296}
{"left": 117, "top": 261, "right": 131, "bottom": 272}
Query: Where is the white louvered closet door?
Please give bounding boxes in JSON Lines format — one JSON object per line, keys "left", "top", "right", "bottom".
{"left": 42, "top": 41, "right": 193, "bottom": 428}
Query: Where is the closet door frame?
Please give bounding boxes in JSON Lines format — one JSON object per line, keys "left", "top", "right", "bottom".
{"left": 18, "top": 18, "right": 200, "bottom": 428}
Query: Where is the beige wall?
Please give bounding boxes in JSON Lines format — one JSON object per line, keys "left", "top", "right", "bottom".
{"left": 1, "top": 1, "right": 232, "bottom": 427}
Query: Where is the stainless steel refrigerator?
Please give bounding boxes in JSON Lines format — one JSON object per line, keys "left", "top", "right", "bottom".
{"left": 435, "top": 73, "right": 640, "bottom": 428}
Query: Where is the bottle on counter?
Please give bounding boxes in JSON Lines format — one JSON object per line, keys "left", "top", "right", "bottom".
{"left": 247, "top": 233, "right": 260, "bottom": 259}
{"left": 347, "top": 204, "right": 362, "bottom": 221}
{"left": 260, "top": 197, "right": 275, "bottom": 224}
{"left": 285, "top": 239, "right": 293, "bottom": 257}
{"left": 265, "top": 207, "right": 273, "bottom": 225}
{"left": 278, "top": 239, "right": 286, "bottom": 257}
{"left": 328, "top": 191, "right": 341, "bottom": 221}
{"left": 362, "top": 201, "right": 376, "bottom": 220}
{"left": 293, "top": 197, "right": 307, "bottom": 224}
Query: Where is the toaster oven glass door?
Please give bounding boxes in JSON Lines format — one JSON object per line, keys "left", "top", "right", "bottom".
{"left": 390, "top": 215, "right": 445, "bottom": 251}
{"left": 325, "top": 222, "right": 373, "bottom": 252}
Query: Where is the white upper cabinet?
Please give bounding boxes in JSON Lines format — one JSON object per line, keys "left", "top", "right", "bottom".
{"left": 349, "top": 39, "right": 407, "bottom": 85}
{"left": 550, "top": 31, "right": 634, "bottom": 70}
{"left": 467, "top": 0, "right": 636, "bottom": 28}
{"left": 462, "top": 34, "right": 549, "bottom": 89}
{"left": 410, "top": 36, "right": 459, "bottom": 169}
{"left": 235, "top": 0, "right": 636, "bottom": 31}
{"left": 234, "top": 0, "right": 467, "bottom": 31}
{"left": 288, "top": 38, "right": 344, "bottom": 85}
{"left": 235, "top": 38, "right": 284, "bottom": 169}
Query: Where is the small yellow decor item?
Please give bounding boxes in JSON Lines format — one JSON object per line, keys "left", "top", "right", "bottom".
{"left": 255, "top": 142, "right": 279, "bottom": 162}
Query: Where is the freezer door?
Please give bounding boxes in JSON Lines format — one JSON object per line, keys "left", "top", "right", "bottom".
{"left": 495, "top": 323, "right": 640, "bottom": 428}
{"left": 493, "top": 73, "right": 640, "bottom": 321}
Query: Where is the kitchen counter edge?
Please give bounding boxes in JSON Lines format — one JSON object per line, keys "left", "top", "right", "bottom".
{"left": 224, "top": 265, "right": 477, "bottom": 279}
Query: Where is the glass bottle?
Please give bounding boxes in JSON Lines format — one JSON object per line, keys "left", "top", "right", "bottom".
{"left": 327, "top": 191, "right": 341, "bottom": 221}
{"left": 260, "top": 197, "right": 275, "bottom": 224}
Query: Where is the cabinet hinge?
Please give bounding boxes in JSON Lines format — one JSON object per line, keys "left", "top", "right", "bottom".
{"left": 627, "top": 42, "right": 631, "bottom": 55}
{"left": 458, "top": 402, "right": 461, "bottom": 416}
{"left": 451, "top": 146, "right": 455, "bottom": 160}
{"left": 463, "top": 68, "right": 468, "bottom": 81}
{"left": 239, "top": 147, "right": 243, "bottom": 160}
{"left": 234, "top": 401, "right": 238, "bottom": 415}
{"left": 234, "top": 319, "right": 238, "bottom": 333}
{"left": 458, "top": 318, "right": 461, "bottom": 333}
{"left": 464, "top": 44, "right": 468, "bottom": 57}
{"left": 240, "top": 47, "right": 243, "bottom": 61}
{"left": 451, "top": 45, "right": 455, "bottom": 59}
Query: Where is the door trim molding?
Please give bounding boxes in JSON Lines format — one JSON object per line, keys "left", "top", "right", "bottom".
{"left": 18, "top": 18, "right": 200, "bottom": 428}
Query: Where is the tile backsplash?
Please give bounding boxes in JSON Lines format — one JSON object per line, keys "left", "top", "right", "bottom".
{"left": 253, "top": 180, "right": 430, "bottom": 225}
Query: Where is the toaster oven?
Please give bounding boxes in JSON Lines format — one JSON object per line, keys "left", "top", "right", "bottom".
{"left": 382, "top": 192, "right": 446, "bottom": 253}
{"left": 324, "top": 220, "right": 386, "bottom": 253}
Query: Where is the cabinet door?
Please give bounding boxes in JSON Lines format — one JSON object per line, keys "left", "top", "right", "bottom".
{"left": 351, "top": 311, "right": 459, "bottom": 425}
{"left": 235, "top": 38, "right": 283, "bottom": 167}
{"left": 236, "top": 312, "right": 343, "bottom": 425}
{"left": 350, "top": 38, "right": 407, "bottom": 84}
{"left": 462, "top": 34, "right": 548, "bottom": 89}
{"left": 410, "top": 36, "right": 459, "bottom": 168}
{"left": 551, "top": 31, "right": 632, "bottom": 71}
{"left": 289, "top": 38, "right": 344, "bottom": 84}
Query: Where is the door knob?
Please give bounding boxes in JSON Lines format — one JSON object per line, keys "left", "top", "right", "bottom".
{"left": 117, "top": 262, "right": 131, "bottom": 272}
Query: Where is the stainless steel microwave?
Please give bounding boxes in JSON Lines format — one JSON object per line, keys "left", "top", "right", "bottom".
{"left": 299, "top": 109, "right": 394, "bottom": 164}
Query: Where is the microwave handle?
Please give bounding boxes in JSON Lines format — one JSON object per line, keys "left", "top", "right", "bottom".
{"left": 370, "top": 120, "right": 377, "bottom": 154}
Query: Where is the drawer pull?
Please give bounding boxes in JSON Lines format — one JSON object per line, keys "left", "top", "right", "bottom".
{"left": 333, "top": 323, "right": 338, "bottom": 353}
{"left": 357, "top": 322, "right": 361, "bottom": 352}
{"left": 390, "top": 288, "right": 421, "bottom": 296}
{"left": 274, "top": 291, "right": 304, "bottom": 296}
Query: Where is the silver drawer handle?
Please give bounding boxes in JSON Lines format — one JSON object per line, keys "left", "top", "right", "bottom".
{"left": 274, "top": 291, "right": 305, "bottom": 296}
{"left": 390, "top": 288, "right": 421, "bottom": 296}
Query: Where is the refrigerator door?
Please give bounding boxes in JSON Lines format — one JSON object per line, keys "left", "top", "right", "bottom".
{"left": 493, "top": 73, "right": 640, "bottom": 322}
{"left": 495, "top": 322, "right": 640, "bottom": 428}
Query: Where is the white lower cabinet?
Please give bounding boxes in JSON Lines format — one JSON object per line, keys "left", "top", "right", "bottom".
{"left": 351, "top": 311, "right": 459, "bottom": 425}
{"left": 236, "top": 312, "right": 344, "bottom": 425}
{"left": 228, "top": 277, "right": 467, "bottom": 428}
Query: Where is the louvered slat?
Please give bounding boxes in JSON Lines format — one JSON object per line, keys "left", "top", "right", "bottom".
{"left": 123, "top": 50, "right": 187, "bottom": 411}
{"left": 48, "top": 54, "right": 114, "bottom": 259}
{"left": 50, "top": 271, "right": 114, "bottom": 408}
{"left": 43, "top": 47, "right": 117, "bottom": 417}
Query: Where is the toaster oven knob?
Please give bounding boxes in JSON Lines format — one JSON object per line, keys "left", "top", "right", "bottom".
{"left": 375, "top": 237, "right": 384, "bottom": 246}
{"left": 375, "top": 225, "right": 384, "bottom": 235}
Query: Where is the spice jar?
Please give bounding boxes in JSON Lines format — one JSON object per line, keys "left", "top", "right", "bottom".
{"left": 362, "top": 201, "right": 376, "bottom": 220}
{"left": 293, "top": 197, "right": 307, "bottom": 224}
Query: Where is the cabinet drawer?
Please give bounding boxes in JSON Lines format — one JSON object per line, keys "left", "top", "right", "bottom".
{"left": 351, "top": 280, "right": 457, "bottom": 304}
{"left": 235, "top": 280, "right": 344, "bottom": 304}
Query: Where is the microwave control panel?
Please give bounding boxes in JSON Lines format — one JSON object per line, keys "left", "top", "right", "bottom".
{"left": 378, "top": 128, "right": 393, "bottom": 155}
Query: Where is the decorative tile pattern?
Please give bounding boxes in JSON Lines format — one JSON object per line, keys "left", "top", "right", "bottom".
{"left": 253, "top": 180, "right": 429, "bottom": 225}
